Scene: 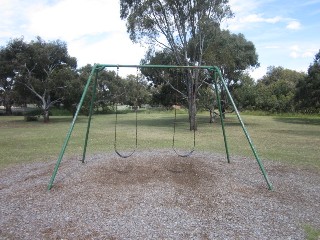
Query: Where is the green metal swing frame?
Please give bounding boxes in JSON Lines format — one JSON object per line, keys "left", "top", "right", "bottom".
{"left": 47, "top": 64, "right": 273, "bottom": 190}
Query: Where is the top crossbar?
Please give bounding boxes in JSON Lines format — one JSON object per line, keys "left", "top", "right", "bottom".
{"left": 94, "top": 64, "right": 218, "bottom": 71}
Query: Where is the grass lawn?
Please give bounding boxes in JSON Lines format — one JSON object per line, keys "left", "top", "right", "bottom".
{"left": 0, "top": 111, "right": 319, "bottom": 170}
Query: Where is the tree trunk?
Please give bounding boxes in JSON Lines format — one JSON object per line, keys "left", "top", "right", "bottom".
{"left": 43, "top": 109, "right": 50, "bottom": 123}
{"left": 220, "top": 87, "right": 227, "bottom": 119}
{"left": 188, "top": 84, "right": 197, "bottom": 131}
{"left": 5, "top": 103, "right": 12, "bottom": 115}
{"left": 209, "top": 109, "right": 214, "bottom": 123}
{"left": 221, "top": 100, "right": 226, "bottom": 119}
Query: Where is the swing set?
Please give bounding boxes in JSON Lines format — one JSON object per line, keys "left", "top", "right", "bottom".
{"left": 48, "top": 64, "right": 273, "bottom": 190}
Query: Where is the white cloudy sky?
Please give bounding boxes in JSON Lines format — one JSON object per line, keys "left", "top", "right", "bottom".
{"left": 0, "top": 0, "right": 319, "bottom": 79}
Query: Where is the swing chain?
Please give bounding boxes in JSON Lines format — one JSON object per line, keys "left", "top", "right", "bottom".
{"left": 114, "top": 67, "right": 138, "bottom": 158}
{"left": 172, "top": 69, "right": 196, "bottom": 157}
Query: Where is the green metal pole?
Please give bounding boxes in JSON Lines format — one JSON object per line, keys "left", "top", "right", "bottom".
{"left": 81, "top": 71, "right": 98, "bottom": 163}
{"left": 213, "top": 67, "right": 273, "bottom": 190}
{"left": 47, "top": 64, "right": 98, "bottom": 190}
{"left": 213, "top": 71, "right": 230, "bottom": 163}
{"left": 95, "top": 64, "right": 216, "bottom": 70}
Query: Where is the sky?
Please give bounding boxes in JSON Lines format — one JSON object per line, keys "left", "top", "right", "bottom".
{"left": 0, "top": 0, "right": 319, "bottom": 79}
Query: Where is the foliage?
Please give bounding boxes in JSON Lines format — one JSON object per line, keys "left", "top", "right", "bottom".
{"left": 124, "top": 74, "right": 152, "bottom": 106}
{"left": 151, "top": 84, "right": 178, "bottom": 108}
{"left": 141, "top": 49, "right": 193, "bottom": 108}
{"left": 23, "top": 108, "right": 42, "bottom": 121}
{"left": 1, "top": 34, "right": 318, "bottom": 117}
{"left": 121, "top": 0, "right": 233, "bottom": 130}
{"left": 1, "top": 37, "right": 78, "bottom": 122}
{"left": 295, "top": 50, "right": 320, "bottom": 113}
{"left": 232, "top": 74, "right": 256, "bottom": 110}
{"left": 0, "top": 38, "right": 28, "bottom": 115}
{"left": 255, "top": 66, "right": 306, "bottom": 113}
{"left": 203, "top": 29, "right": 259, "bottom": 89}
{"left": 93, "top": 68, "right": 152, "bottom": 113}
{"left": 49, "top": 107, "right": 72, "bottom": 116}
{"left": 120, "top": 0, "right": 262, "bottom": 126}
{"left": 60, "top": 64, "right": 95, "bottom": 116}
{"left": 120, "top": 0, "right": 233, "bottom": 64}
{"left": 197, "top": 85, "right": 217, "bottom": 122}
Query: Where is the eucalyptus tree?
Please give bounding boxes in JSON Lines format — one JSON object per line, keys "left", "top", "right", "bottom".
{"left": 197, "top": 85, "right": 216, "bottom": 123}
{"left": 295, "top": 50, "right": 320, "bottom": 113}
{"left": 124, "top": 74, "right": 152, "bottom": 107}
{"left": 256, "top": 66, "right": 306, "bottom": 113}
{"left": 0, "top": 47, "right": 15, "bottom": 115}
{"left": 120, "top": 0, "right": 233, "bottom": 130}
{"left": 231, "top": 73, "right": 256, "bottom": 110}
{"left": 203, "top": 30, "right": 259, "bottom": 89}
{"left": 200, "top": 28, "right": 259, "bottom": 113}
{"left": 0, "top": 38, "right": 27, "bottom": 115}
{"left": 141, "top": 49, "right": 189, "bottom": 108}
{"left": 94, "top": 68, "right": 135, "bottom": 113}
{"left": 15, "top": 37, "right": 77, "bottom": 122}
{"left": 77, "top": 66, "right": 152, "bottom": 114}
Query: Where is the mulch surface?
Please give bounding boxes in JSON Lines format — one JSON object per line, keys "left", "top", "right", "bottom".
{"left": 1, "top": 150, "right": 319, "bottom": 239}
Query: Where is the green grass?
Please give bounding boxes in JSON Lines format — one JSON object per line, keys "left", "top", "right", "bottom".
{"left": 304, "top": 225, "right": 320, "bottom": 240}
{"left": 0, "top": 112, "right": 319, "bottom": 170}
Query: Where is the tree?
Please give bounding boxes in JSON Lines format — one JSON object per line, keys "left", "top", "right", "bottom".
{"left": 76, "top": 67, "right": 152, "bottom": 114}
{"left": 57, "top": 66, "right": 83, "bottom": 116}
{"left": 151, "top": 84, "right": 177, "bottom": 108}
{"left": 141, "top": 49, "right": 190, "bottom": 109}
{"left": 14, "top": 37, "right": 77, "bottom": 122}
{"left": 0, "top": 49, "right": 15, "bottom": 115}
{"left": 197, "top": 85, "right": 216, "bottom": 123}
{"left": 124, "top": 74, "right": 152, "bottom": 107}
{"left": 200, "top": 28, "right": 259, "bottom": 115}
{"left": 232, "top": 73, "right": 256, "bottom": 110}
{"left": 120, "top": 0, "right": 233, "bottom": 130}
{"left": 0, "top": 38, "right": 28, "bottom": 115}
{"left": 256, "top": 66, "right": 306, "bottom": 113}
{"left": 295, "top": 50, "right": 320, "bottom": 113}
{"left": 203, "top": 29, "right": 259, "bottom": 89}
{"left": 95, "top": 68, "right": 118, "bottom": 113}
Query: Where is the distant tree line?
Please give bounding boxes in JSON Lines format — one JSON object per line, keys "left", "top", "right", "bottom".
{"left": 0, "top": 36, "right": 319, "bottom": 123}
{"left": 0, "top": 37, "right": 151, "bottom": 122}
{"left": 232, "top": 54, "right": 320, "bottom": 114}
{"left": 1, "top": 0, "right": 319, "bottom": 123}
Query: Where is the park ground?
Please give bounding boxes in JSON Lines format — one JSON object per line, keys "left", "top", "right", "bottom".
{"left": 0, "top": 112, "right": 319, "bottom": 239}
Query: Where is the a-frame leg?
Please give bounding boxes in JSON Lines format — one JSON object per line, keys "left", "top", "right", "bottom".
{"left": 48, "top": 65, "right": 99, "bottom": 190}
{"left": 82, "top": 71, "right": 99, "bottom": 163}
{"left": 213, "top": 67, "right": 273, "bottom": 190}
{"left": 213, "top": 72, "right": 230, "bottom": 163}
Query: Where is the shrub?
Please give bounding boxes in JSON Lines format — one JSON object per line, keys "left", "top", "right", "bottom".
{"left": 23, "top": 108, "right": 42, "bottom": 121}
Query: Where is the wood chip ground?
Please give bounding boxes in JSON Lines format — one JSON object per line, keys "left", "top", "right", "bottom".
{"left": 1, "top": 150, "right": 319, "bottom": 239}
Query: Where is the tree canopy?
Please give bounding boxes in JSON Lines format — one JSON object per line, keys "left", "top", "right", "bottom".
{"left": 203, "top": 29, "right": 259, "bottom": 87}
{"left": 295, "top": 50, "right": 320, "bottom": 113}
{"left": 0, "top": 37, "right": 78, "bottom": 121}
{"left": 121, "top": 0, "right": 234, "bottom": 130}
{"left": 0, "top": 38, "right": 28, "bottom": 115}
{"left": 121, "top": 0, "right": 233, "bottom": 65}
{"left": 1, "top": 35, "right": 319, "bottom": 120}
{"left": 255, "top": 66, "right": 306, "bottom": 113}
{"left": 15, "top": 37, "right": 77, "bottom": 122}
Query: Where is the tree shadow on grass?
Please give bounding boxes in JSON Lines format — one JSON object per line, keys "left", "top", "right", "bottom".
{"left": 271, "top": 117, "right": 320, "bottom": 137}
{"left": 50, "top": 116, "right": 87, "bottom": 124}
{"left": 274, "top": 117, "right": 320, "bottom": 126}
{"left": 272, "top": 129, "right": 320, "bottom": 137}
{"left": 0, "top": 116, "right": 89, "bottom": 126}
{"left": 114, "top": 114, "right": 256, "bottom": 128}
